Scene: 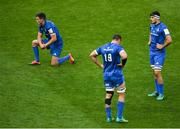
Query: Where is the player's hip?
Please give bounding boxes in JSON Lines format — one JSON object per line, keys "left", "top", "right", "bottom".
{"left": 149, "top": 43, "right": 166, "bottom": 53}
{"left": 104, "top": 70, "right": 123, "bottom": 77}
{"left": 104, "top": 75, "right": 125, "bottom": 90}
{"left": 149, "top": 51, "right": 166, "bottom": 58}
{"left": 50, "top": 48, "right": 62, "bottom": 57}
{"left": 104, "top": 73, "right": 124, "bottom": 81}
{"left": 149, "top": 52, "right": 166, "bottom": 71}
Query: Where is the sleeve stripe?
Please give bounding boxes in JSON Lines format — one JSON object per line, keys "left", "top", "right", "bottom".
{"left": 164, "top": 28, "right": 170, "bottom": 35}
{"left": 50, "top": 33, "right": 56, "bottom": 36}
{"left": 119, "top": 49, "right": 125, "bottom": 54}
{"left": 94, "top": 50, "right": 98, "bottom": 55}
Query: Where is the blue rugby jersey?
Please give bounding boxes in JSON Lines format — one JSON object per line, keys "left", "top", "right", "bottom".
{"left": 96, "top": 42, "right": 124, "bottom": 78}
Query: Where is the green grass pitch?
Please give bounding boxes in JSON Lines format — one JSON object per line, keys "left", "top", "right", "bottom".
{"left": 0, "top": 0, "right": 180, "bottom": 127}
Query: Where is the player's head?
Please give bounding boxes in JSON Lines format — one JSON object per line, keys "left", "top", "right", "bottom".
{"left": 150, "top": 11, "right": 160, "bottom": 24}
{"left": 35, "top": 12, "right": 46, "bottom": 26}
{"left": 112, "top": 34, "right": 122, "bottom": 43}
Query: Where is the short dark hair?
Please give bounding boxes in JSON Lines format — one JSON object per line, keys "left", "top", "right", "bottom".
{"left": 150, "top": 11, "right": 160, "bottom": 17}
{"left": 36, "top": 12, "right": 46, "bottom": 20}
{"left": 112, "top": 34, "right": 122, "bottom": 40}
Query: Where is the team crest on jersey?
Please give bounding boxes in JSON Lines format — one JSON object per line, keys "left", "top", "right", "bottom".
{"left": 104, "top": 47, "right": 113, "bottom": 51}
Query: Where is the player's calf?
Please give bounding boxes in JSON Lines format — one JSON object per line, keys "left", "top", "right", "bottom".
{"left": 31, "top": 39, "right": 41, "bottom": 64}
{"left": 116, "top": 83, "right": 127, "bottom": 122}
{"left": 153, "top": 70, "right": 164, "bottom": 100}
{"left": 154, "top": 70, "right": 164, "bottom": 84}
{"left": 105, "top": 91, "right": 114, "bottom": 106}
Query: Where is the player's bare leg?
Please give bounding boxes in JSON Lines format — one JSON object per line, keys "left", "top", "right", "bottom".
{"left": 32, "top": 40, "right": 39, "bottom": 47}
{"left": 51, "top": 56, "right": 59, "bottom": 66}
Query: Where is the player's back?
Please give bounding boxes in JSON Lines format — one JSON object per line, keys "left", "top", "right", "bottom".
{"left": 99, "top": 42, "right": 124, "bottom": 78}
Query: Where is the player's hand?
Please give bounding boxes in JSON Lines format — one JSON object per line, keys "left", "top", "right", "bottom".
{"left": 117, "top": 63, "right": 124, "bottom": 68}
{"left": 148, "top": 41, "right": 151, "bottom": 46}
{"left": 40, "top": 43, "right": 46, "bottom": 49}
{"left": 156, "top": 43, "right": 164, "bottom": 49}
{"left": 101, "top": 64, "right": 104, "bottom": 69}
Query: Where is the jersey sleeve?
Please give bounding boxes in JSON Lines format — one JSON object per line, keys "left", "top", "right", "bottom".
{"left": 38, "top": 26, "right": 43, "bottom": 34}
{"left": 117, "top": 45, "right": 124, "bottom": 53}
{"left": 96, "top": 47, "right": 102, "bottom": 55}
{"left": 46, "top": 23, "right": 56, "bottom": 36}
{"left": 162, "top": 25, "right": 170, "bottom": 36}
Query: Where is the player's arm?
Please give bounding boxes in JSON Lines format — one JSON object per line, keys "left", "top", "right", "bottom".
{"left": 45, "top": 34, "right": 57, "bottom": 47}
{"left": 37, "top": 32, "right": 45, "bottom": 49}
{"left": 148, "top": 34, "right": 151, "bottom": 45}
{"left": 162, "top": 35, "right": 172, "bottom": 48}
{"left": 117, "top": 50, "right": 128, "bottom": 68}
{"left": 148, "top": 25, "right": 152, "bottom": 45}
{"left": 157, "top": 28, "right": 172, "bottom": 49}
{"left": 45, "top": 28, "right": 57, "bottom": 48}
{"left": 89, "top": 50, "right": 103, "bottom": 68}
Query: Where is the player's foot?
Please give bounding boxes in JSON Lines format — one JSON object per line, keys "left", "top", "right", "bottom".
{"left": 156, "top": 94, "right": 164, "bottom": 101}
{"left": 30, "top": 60, "right": 40, "bottom": 65}
{"left": 106, "top": 117, "right": 112, "bottom": 123}
{"left": 148, "top": 91, "right": 158, "bottom": 97}
{"left": 106, "top": 117, "right": 114, "bottom": 123}
{"left": 69, "top": 53, "right": 75, "bottom": 64}
{"left": 116, "top": 117, "right": 128, "bottom": 123}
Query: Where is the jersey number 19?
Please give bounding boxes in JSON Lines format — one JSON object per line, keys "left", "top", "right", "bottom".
{"left": 104, "top": 53, "right": 112, "bottom": 62}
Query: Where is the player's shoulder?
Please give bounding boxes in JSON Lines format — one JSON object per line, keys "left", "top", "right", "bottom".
{"left": 113, "top": 43, "right": 124, "bottom": 49}
{"left": 150, "top": 23, "right": 155, "bottom": 28}
{"left": 45, "top": 20, "right": 55, "bottom": 28}
{"left": 111, "top": 43, "right": 124, "bottom": 53}
{"left": 159, "top": 22, "right": 168, "bottom": 29}
{"left": 100, "top": 42, "right": 111, "bottom": 48}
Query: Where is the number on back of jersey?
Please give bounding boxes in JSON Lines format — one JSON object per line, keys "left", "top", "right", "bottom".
{"left": 104, "top": 53, "right": 112, "bottom": 62}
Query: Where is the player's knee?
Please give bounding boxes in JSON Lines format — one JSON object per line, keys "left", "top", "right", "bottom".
{"left": 105, "top": 91, "right": 114, "bottom": 105}
{"left": 105, "top": 98, "right": 112, "bottom": 105}
{"left": 32, "top": 40, "right": 38, "bottom": 46}
{"left": 51, "top": 62, "right": 58, "bottom": 66}
{"left": 51, "top": 60, "right": 59, "bottom": 66}
{"left": 118, "top": 94, "right": 125, "bottom": 102}
{"left": 51, "top": 57, "right": 59, "bottom": 66}
{"left": 106, "top": 91, "right": 114, "bottom": 98}
{"left": 154, "top": 71, "right": 161, "bottom": 78}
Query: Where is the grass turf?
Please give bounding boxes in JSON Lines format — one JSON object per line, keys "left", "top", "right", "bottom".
{"left": 0, "top": 0, "right": 180, "bottom": 127}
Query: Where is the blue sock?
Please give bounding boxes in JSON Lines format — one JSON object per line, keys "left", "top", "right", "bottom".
{"left": 155, "top": 79, "right": 159, "bottom": 93}
{"left": 57, "top": 55, "right": 70, "bottom": 64}
{"left": 117, "top": 101, "right": 124, "bottom": 119}
{"left": 32, "top": 46, "right": 39, "bottom": 62}
{"left": 105, "top": 107, "right": 111, "bottom": 118}
{"left": 158, "top": 84, "right": 164, "bottom": 95}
